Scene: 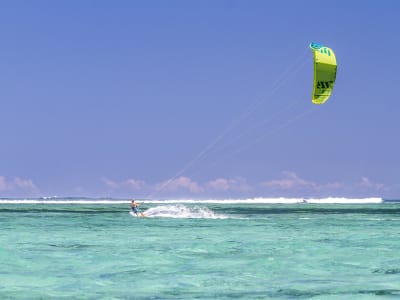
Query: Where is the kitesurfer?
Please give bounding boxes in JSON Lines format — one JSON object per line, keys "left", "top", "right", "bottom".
{"left": 131, "top": 199, "right": 145, "bottom": 217}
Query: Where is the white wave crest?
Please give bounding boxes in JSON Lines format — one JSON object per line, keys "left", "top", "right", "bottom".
{"left": 142, "top": 204, "right": 228, "bottom": 219}
{"left": 144, "top": 197, "right": 383, "bottom": 204}
{"left": 304, "top": 197, "right": 383, "bottom": 204}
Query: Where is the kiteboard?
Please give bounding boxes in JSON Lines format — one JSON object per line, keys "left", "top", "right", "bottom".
{"left": 129, "top": 211, "right": 146, "bottom": 217}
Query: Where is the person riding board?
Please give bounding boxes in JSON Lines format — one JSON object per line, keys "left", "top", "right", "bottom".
{"left": 130, "top": 199, "right": 145, "bottom": 217}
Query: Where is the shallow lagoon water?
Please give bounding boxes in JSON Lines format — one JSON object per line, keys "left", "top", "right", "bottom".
{"left": 1, "top": 200, "right": 400, "bottom": 299}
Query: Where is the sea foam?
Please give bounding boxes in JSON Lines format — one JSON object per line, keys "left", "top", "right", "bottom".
{"left": 143, "top": 197, "right": 383, "bottom": 204}
{"left": 142, "top": 204, "right": 228, "bottom": 219}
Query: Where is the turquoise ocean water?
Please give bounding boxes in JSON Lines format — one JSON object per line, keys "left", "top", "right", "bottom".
{"left": 1, "top": 198, "right": 400, "bottom": 299}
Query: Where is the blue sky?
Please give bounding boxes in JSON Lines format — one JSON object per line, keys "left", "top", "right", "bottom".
{"left": 1, "top": 0, "right": 399, "bottom": 199}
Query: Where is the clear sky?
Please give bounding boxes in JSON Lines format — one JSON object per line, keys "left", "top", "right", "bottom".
{"left": 1, "top": 0, "right": 399, "bottom": 199}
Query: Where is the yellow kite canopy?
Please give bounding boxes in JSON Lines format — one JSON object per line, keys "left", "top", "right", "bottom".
{"left": 309, "top": 42, "right": 337, "bottom": 104}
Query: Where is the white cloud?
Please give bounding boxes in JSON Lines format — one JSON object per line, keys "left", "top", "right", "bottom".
{"left": 261, "top": 171, "right": 348, "bottom": 195}
{"left": 123, "top": 179, "right": 146, "bottom": 190}
{"left": 207, "top": 177, "right": 251, "bottom": 192}
{"left": 101, "top": 177, "right": 146, "bottom": 190}
{"left": 358, "top": 177, "right": 385, "bottom": 190}
{"left": 262, "top": 172, "right": 388, "bottom": 196}
{"left": 207, "top": 178, "right": 230, "bottom": 191}
{"left": 102, "top": 177, "right": 119, "bottom": 189}
{"left": 156, "top": 176, "right": 203, "bottom": 193}
{"left": 14, "top": 177, "right": 37, "bottom": 190}
{"left": 263, "top": 171, "right": 317, "bottom": 190}
{"left": 0, "top": 176, "right": 38, "bottom": 194}
{"left": 154, "top": 176, "right": 251, "bottom": 195}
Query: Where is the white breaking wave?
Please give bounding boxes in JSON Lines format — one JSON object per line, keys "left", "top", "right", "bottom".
{"left": 142, "top": 205, "right": 228, "bottom": 219}
{"left": 304, "top": 197, "right": 383, "bottom": 204}
{"left": 0, "top": 197, "right": 383, "bottom": 204}
{"left": 143, "top": 197, "right": 384, "bottom": 204}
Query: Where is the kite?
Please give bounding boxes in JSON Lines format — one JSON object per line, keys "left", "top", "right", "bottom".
{"left": 309, "top": 42, "right": 337, "bottom": 104}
